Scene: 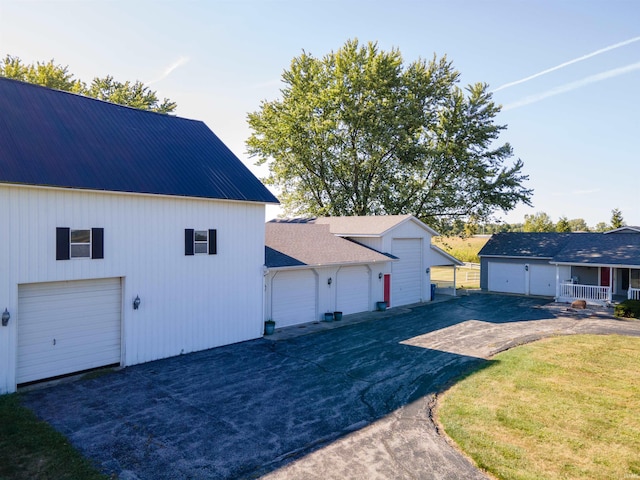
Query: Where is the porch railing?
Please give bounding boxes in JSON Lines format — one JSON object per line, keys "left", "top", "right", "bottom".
{"left": 629, "top": 288, "right": 640, "bottom": 300}
{"left": 559, "top": 283, "right": 610, "bottom": 303}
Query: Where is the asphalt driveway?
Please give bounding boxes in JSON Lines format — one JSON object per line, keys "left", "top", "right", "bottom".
{"left": 21, "top": 294, "right": 640, "bottom": 479}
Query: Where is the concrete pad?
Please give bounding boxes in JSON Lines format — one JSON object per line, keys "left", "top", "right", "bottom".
{"left": 19, "top": 293, "right": 640, "bottom": 479}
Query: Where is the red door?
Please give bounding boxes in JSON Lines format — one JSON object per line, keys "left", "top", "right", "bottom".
{"left": 384, "top": 274, "right": 391, "bottom": 306}
{"left": 600, "top": 267, "right": 610, "bottom": 287}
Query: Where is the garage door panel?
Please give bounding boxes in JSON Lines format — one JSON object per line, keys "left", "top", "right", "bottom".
{"left": 529, "top": 265, "right": 556, "bottom": 296}
{"left": 272, "top": 270, "right": 316, "bottom": 328}
{"left": 391, "top": 239, "right": 422, "bottom": 306}
{"left": 336, "top": 266, "right": 370, "bottom": 315}
{"left": 488, "top": 262, "right": 526, "bottom": 294}
{"left": 17, "top": 278, "right": 122, "bottom": 384}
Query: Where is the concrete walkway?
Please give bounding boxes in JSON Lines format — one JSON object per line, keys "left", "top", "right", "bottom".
{"left": 20, "top": 294, "right": 640, "bottom": 480}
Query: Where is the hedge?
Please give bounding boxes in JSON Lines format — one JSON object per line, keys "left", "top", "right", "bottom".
{"left": 614, "top": 299, "right": 640, "bottom": 319}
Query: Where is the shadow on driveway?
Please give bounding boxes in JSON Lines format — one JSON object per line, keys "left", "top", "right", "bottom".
{"left": 21, "top": 294, "right": 556, "bottom": 479}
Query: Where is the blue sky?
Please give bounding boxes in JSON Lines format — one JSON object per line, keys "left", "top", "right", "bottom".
{"left": 2, "top": 0, "right": 639, "bottom": 227}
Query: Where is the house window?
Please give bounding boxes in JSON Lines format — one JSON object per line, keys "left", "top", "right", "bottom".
{"left": 56, "top": 227, "right": 104, "bottom": 260}
{"left": 71, "top": 229, "right": 91, "bottom": 258}
{"left": 194, "top": 230, "right": 208, "bottom": 254}
{"left": 185, "top": 229, "right": 217, "bottom": 256}
{"left": 632, "top": 270, "right": 640, "bottom": 289}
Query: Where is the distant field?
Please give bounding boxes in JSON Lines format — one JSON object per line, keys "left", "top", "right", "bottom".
{"left": 433, "top": 235, "right": 490, "bottom": 264}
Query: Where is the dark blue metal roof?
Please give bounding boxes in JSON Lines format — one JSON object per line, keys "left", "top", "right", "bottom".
{"left": 0, "top": 78, "right": 279, "bottom": 204}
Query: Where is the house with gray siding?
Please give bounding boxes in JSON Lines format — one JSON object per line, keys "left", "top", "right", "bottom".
{"left": 479, "top": 230, "right": 640, "bottom": 305}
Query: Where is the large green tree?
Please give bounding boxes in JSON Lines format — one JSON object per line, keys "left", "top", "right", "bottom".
{"left": 247, "top": 39, "right": 531, "bottom": 226}
{"left": 523, "top": 212, "right": 555, "bottom": 232}
{"left": 0, "top": 55, "right": 176, "bottom": 113}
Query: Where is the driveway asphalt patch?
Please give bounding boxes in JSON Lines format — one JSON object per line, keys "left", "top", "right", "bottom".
{"left": 20, "top": 294, "right": 640, "bottom": 479}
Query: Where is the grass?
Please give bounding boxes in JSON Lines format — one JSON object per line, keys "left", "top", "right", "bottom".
{"left": 431, "top": 265, "right": 480, "bottom": 289}
{"left": 0, "top": 393, "right": 109, "bottom": 480}
{"left": 433, "top": 235, "right": 490, "bottom": 263}
{"left": 437, "top": 335, "right": 640, "bottom": 480}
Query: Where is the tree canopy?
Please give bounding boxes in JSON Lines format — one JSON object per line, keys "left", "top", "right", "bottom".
{"left": 523, "top": 212, "right": 555, "bottom": 232}
{"left": 0, "top": 55, "right": 176, "bottom": 114}
{"left": 247, "top": 39, "right": 532, "bottom": 227}
{"left": 610, "top": 208, "right": 625, "bottom": 229}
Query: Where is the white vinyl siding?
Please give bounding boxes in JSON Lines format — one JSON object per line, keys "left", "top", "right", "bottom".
{"left": 391, "top": 238, "right": 423, "bottom": 306}
{"left": 1, "top": 185, "right": 266, "bottom": 394}
{"left": 272, "top": 270, "right": 317, "bottom": 327}
{"left": 488, "top": 262, "right": 526, "bottom": 294}
{"left": 17, "top": 278, "right": 122, "bottom": 384}
{"left": 336, "top": 266, "right": 370, "bottom": 315}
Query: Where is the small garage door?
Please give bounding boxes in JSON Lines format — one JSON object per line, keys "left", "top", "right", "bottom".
{"left": 488, "top": 262, "right": 526, "bottom": 294}
{"left": 336, "top": 266, "right": 370, "bottom": 315}
{"left": 272, "top": 270, "right": 317, "bottom": 327}
{"left": 529, "top": 264, "right": 556, "bottom": 296}
{"left": 392, "top": 239, "right": 422, "bottom": 306}
{"left": 17, "top": 278, "right": 122, "bottom": 384}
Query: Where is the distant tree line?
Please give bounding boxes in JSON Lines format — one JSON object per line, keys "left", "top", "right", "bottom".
{"left": 443, "top": 208, "right": 626, "bottom": 236}
{"left": 0, "top": 55, "right": 176, "bottom": 113}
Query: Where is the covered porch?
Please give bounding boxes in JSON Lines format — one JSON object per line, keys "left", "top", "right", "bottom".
{"left": 555, "top": 265, "right": 640, "bottom": 306}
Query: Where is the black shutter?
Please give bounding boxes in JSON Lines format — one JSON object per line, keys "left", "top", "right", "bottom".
{"left": 208, "top": 229, "right": 217, "bottom": 255}
{"left": 56, "top": 227, "right": 70, "bottom": 260}
{"left": 92, "top": 228, "right": 104, "bottom": 259}
{"left": 185, "top": 229, "right": 194, "bottom": 255}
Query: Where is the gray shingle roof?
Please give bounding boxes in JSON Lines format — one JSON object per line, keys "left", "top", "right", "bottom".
{"left": 265, "top": 223, "right": 393, "bottom": 268}
{"left": 553, "top": 233, "right": 640, "bottom": 266}
{"left": 478, "top": 232, "right": 575, "bottom": 258}
{"left": 311, "top": 214, "right": 438, "bottom": 236}
{"left": 0, "top": 78, "right": 279, "bottom": 204}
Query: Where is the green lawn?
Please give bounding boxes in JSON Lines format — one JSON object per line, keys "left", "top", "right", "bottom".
{"left": 431, "top": 265, "right": 480, "bottom": 289}
{"left": 0, "top": 394, "right": 108, "bottom": 480}
{"left": 437, "top": 335, "right": 640, "bottom": 480}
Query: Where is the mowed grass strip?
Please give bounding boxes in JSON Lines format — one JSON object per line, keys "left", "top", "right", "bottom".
{"left": 0, "top": 394, "right": 108, "bottom": 480}
{"left": 437, "top": 335, "right": 640, "bottom": 480}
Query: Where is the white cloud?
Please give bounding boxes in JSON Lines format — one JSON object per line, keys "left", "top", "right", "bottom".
{"left": 145, "top": 57, "right": 190, "bottom": 86}
{"left": 492, "top": 35, "right": 640, "bottom": 93}
{"left": 502, "top": 61, "right": 640, "bottom": 111}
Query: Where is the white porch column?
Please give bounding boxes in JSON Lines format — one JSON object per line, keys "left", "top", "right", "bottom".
{"left": 555, "top": 264, "right": 560, "bottom": 301}
{"left": 609, "top": 267, "right": 613, "bottom": 302}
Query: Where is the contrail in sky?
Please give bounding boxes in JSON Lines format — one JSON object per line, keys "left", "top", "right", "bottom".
{"left": 146, "top": 57, "right": 190, "bottom": 86}
{"left": 502, "top": 61, "right": 640, "bottom": 111}
{"left": 492, "top": 35, "right": 640, "bottom": 93}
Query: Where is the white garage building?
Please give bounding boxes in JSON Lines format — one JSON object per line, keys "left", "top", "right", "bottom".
{"left": 0, "top": 78, "right": 278, "bottom": 393}
{"left": 265, "top": 215, "right": 460, "bottom": 327}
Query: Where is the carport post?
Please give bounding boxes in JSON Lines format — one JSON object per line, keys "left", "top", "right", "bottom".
{"left": 453, "top": 266, "right": 457, "bottom": 297}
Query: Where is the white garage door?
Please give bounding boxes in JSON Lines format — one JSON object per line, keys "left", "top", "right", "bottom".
{"left": 17, "top": 278, "right": 122, "bottom": 384}
{"left": 336, "top": 266, "right": 370, "bottom": 315}
{"left": 392, "top": 239, "right": 422, "bottom": 306}
{"left": 488, "top": 262, "right": 526, "bottom": 294}
{"left": 272, "top": 270, "right": 317, "bottom": 328}
{"left": 529, "top": 264, "right": 556, "bottom": 296}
